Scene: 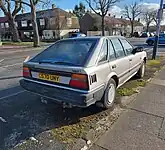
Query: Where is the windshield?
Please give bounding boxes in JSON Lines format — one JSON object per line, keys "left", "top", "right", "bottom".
{"left": 31, "top": 39, "right": 98, "bottom": 66}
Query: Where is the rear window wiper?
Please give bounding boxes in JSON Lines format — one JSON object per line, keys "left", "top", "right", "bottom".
{"left": 38, "top": 60, "right": 78, "bottom": 66}
{"left": 53, "top": 61, "right": 78, "bottom": 66}
{"left": 39, "top": 60, "right": 55, "bottom": 64}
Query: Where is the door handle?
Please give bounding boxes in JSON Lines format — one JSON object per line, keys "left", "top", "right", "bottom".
{"left": 112, "top": 64, "right": 117, "bottom": 69}
{"left": 129, "top": 59, "right": 132, "bottom": 61}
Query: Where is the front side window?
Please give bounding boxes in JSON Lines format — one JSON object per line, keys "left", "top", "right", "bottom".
{"left": 120, "top": 39, "right": 133, "bottom": 55}
{"left": 111, "top": 38, "right": 125, "bottom": 58}
{"left": 98, "top": 40, "right": 108, "bottom": 63}
{"left": 31, "top": 39, "right": 97, "bottom": 66}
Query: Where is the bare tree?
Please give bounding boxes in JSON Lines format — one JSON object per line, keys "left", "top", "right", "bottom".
{"left": 17, "top": 0, "right": 51, "bottom": 47}
{"left": 0, "top": 0, "right": 22, "bottom": 42}
{"left": 142, "top": 10, "right": 155, "bottom": 32}
{"left": 85, "top": 0, "right": 120, "bottom": 36}
{"left": 18, "top": 0, "right": 40, "bottom": 47}
{"left": 152, "top": 10, "right": 159, "bottom": 26}
{"left": 123, "top": 1, "right": 141, "bottom": 36}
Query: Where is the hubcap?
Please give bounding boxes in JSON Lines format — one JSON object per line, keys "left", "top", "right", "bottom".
{"left": 107, "top": 83, "right": 115, "bottom": 105}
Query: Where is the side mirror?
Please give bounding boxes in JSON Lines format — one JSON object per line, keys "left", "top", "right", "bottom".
{"left": 132, "top": 46, "right": 143, "bottom": 54}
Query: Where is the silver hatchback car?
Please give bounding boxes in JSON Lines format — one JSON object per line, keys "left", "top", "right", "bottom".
{"left": 20, "top": 36, "right": 147, "bottom": 109}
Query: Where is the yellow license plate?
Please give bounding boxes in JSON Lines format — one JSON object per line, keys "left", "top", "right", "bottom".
{"left": 38, "top": 73, "right": 60, "bottom": 82}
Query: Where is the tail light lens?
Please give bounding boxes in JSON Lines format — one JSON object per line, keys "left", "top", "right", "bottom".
{"left": 69, "top": 74, "right": 89, "bottom": 90}
{"left": 23, "top": 67, "right": 31, "bottom": 77}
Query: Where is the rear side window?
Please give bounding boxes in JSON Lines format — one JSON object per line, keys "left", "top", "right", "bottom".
{"left": 98, "top": 40, "right": 108, "bottom": 63}
{"left": 120, "top": 39, "right": 133, "bottom": 55}
{"left": 31, "top": 39, "right": 97, "bottom": 66}
{"left": 108, "top": 40, "right": 116, "bottom": 60}
{"left": 111, "top": 39, "right": 125, "bottom": 58}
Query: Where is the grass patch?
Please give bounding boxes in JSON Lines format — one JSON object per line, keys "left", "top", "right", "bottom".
{"left": 52, "top": 114, "right": 99, "bottom": 144}
{"left": 117, "top": 79, "right": 146, "bottom": 96}
{"left": 2, "top": 41, "right": 47, "bottom": 46}
{"left": 117, "top": 88, "right": 137, "bottom": 96}
{"left": 147, "top": 59, "right": 160, "bottom": 66}
{"left": 2, "top": 41, "right": 33, "bottom": 46}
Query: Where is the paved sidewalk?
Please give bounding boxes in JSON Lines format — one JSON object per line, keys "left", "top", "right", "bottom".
{"left": 90, "top": 68, "right": 165, "bottom": 150}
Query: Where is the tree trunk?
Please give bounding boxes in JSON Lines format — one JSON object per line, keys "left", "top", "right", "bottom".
{"left": 8, "top": 16, "right": 20, "bottom": 42}
{"left": 146, "top": 23, "right": 149, "bottom": 32}
{"left": 101, "top": 16, "right": 105, "bottom": 36}
{"left": 131, "top": 20, "right": 134, "bottom": 37}
{"left": 30, "top": 1, "right": 40, "bottom": 47}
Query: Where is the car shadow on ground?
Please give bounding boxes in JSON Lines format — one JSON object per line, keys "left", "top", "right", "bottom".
{"left": 0, "top": 86, "right": 103, "bottom": 149}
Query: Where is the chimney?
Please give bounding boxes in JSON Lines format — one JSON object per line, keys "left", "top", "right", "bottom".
{"left": 52, "top": 4, "right": 56, "bottom": 9}
{"left": 121, "top": 16, "right": 123, "bottom": 19}
{"left": 138, "top": 18, "right": 140, "bottom": 22}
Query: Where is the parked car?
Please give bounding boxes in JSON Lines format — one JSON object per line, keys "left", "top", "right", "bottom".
{"left": 133, "top": 32, "right": 140, "bottom": 37}
{"left": 146, "top": 34, "right": 165, "bottom": 46}
{"left": 140, "top": 32, "right": 150, "bottom": 38}
{"left": 20, "top": 36, "right": 147, "bottom": 109}
{"left": 69, "top": 33, "right": 86, "bottom": 38}
{"left": 149, "top": 32, "right": 155, "bottom": 37}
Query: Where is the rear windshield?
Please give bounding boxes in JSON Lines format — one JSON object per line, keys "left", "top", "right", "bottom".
{"left": 31, "top": 39, "right": 97, "bottom": 66}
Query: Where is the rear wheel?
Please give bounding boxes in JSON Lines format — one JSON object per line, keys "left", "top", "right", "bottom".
{"left": 147, "top": 40, "right": 154, "bottom": 46}
{"left": 137, "top": 61, "right": 145, "bottom": 78}
{"left": 102, "top": 78, "right": 116, "bottom": 109}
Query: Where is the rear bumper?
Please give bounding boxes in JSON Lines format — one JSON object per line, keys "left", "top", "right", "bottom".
{"left": 20, "top": 79, "right": 105, "bottom": 107}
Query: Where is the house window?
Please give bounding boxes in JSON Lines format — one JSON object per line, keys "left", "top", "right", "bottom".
{"left": 67, "top": 18, "right": 72, "bottom": 27}
{"left": 21, "top": 20, "right": 27, "bottom": 27}
{"left": 1, "top": 23, "right": 4, "bottom": 28}
{"left": 40, "top": 19, "right": 45, "bottom": 26}
{"left": 15, "top": 22, "right": 18, "bottom": 27}
{"left": 5, "top": 22, "right": 9, "bottom": 28}
{"left": 50, "top": 18, "right": 55, "bottom": 25}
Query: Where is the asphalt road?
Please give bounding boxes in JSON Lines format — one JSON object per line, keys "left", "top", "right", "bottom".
{"left": 0, "top": 38, "right": 164, "bottom": 150}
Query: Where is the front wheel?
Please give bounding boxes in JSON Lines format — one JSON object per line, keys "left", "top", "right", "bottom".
{"left": 147, "top": 40, "right": 154, "bottom": 46}
{"left": 102, "top": 78, "right": 117, "bottom": 109}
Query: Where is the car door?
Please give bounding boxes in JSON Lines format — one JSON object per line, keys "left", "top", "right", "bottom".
{"left": 109, "top": 38, "right": 130, "bottom": 86}
{"left": 158, "top": 34, "right": 165, "bottom": 44}
{"left": 120, "top": 38, "right": 141, "bottom": 77}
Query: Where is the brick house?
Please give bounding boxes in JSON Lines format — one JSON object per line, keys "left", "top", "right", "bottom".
{"left": 80, "top": 13, "right": 144, "bottom": 36}
{"left": 15, "top": 7, "right": 79, "bottom": 41}
{"left": 0, "top": 7, "right": 79, "bottom": 41}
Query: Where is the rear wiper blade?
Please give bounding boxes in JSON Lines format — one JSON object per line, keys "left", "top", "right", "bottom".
{"left": 53, "top": 61, "right": 78, "bottom": 66}
{"left": 39, "top": 60, "right": 55, "bottom": 64}
{"left": 39, "top": 60, "right": 78, "bottom": 66}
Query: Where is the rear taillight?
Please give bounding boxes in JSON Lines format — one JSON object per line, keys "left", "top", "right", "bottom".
{"left": 69, "top": 74, "right": 89, "bottom": 90}
{"left": 23, "top": 67, "right": 30, "bottom": 77}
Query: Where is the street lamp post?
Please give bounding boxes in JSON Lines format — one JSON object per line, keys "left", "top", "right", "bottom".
{"left": 152, "top": 0, "right": 164, "bottom": 60}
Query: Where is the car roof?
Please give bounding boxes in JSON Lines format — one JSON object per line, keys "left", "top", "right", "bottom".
{"left": 59, "top": 36, "right": 125, "bottom": 42}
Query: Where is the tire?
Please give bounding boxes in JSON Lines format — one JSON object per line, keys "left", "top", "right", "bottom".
{"left": 147, "top": 40, "right": 154, "bottom": 46}
{"left": 102, "top": 78, "right": 117, "bottom": 109}
{"left": 137, "top": 61, "right": 145, "bottom": 78}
